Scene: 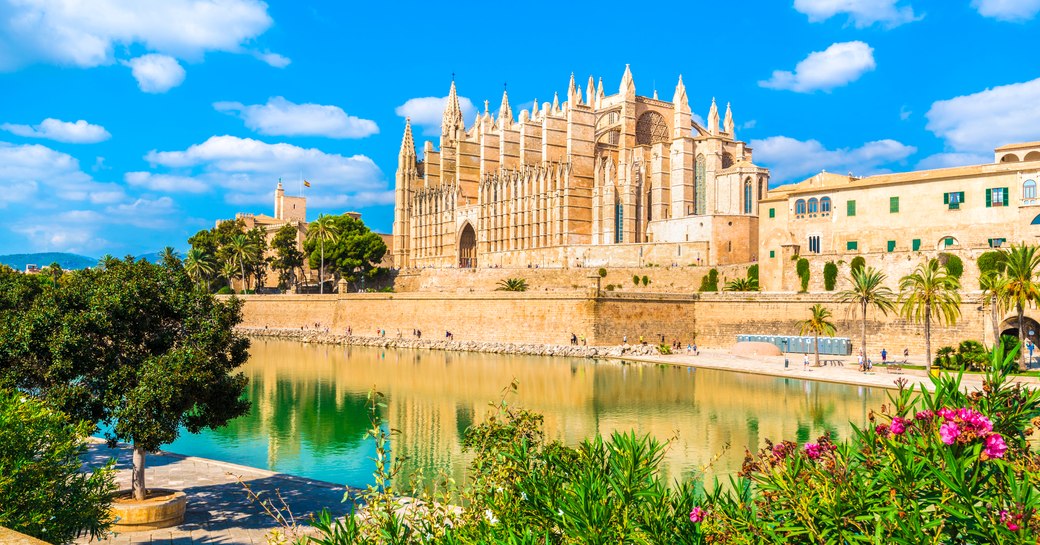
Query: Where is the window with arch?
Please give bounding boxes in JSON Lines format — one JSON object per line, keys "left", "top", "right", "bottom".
{"left": 808, "top": 198, "right": 819, "bottom": 214}
{"left": 1025, "top": 179, "right": 1037, "bottom": 201}
{"left": 635, "top": 111, "right": 669, "bottom": 145}
{"left": 820, "top": 196, "right": 831, "bottom": 213}
{"left": 795, "top": 199, "right": 806, "bottom": 215}
{"left": 744, "top": 178, "right": 753, "bottom": 214}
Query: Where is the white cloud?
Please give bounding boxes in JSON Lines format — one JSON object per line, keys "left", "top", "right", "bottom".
{"left": 915, "top": 152, "right": 991, "bottom": 171}
{"left": 899, "top": 105, "right": 912, "bottom": 121}
{"left": 925, "top": 77, "right": 1040, "bottom": 154}
{"left": 2, "top": 118, "right": 111, "bottom": 143}
{"left": 751, "top": 136, "right": 916, "bottom": 184}
{"left": 214, "top": 97, "right": 379, "bottom": 139}
{"left": 395, "top": 95, "right": 477, "bottom": 136}
{"left": 760, "top": 41, "right": 876, "bottom": 93}
{"left": 794, "top": 0, "right": 921, "bottom": 28}
{"left": 253, "top": 51, "right": 291, "bottom": 68}
{"left": 125, "top": 172, "right": 209, "bottom": 193}
{"left": 124, "top": 54, "right": 185, "bottom": 93}
{"left": 0, "top": 0, "right": 276, "bottom": 71}
{"left": 141, "top": 135, "right": 386, "bottom": 206}
{"left": 972, "top": 0, "right": 1040, "bottom": 21}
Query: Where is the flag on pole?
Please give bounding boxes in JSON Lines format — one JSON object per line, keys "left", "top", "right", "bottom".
{"left": 303, "top": 180, "right": 311, "bottom": 187}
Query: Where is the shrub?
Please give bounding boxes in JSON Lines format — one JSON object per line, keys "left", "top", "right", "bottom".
{"left": 598, "top": 267, "right": 607, "bottom": 278}
{"left": 633, "top": 275, "right": 640, "bottom": 286}
{"left": 747, "top": 264, "right": 759, "bottom": 284}
{"left": 698, "top": 269, "right": 719, "bottom": 292}
{"left": 939, "top": 252, "right": 964, "bottom": 279}
{"left": 658, "top": 343, "right": 673, "bottom": 355}
{"left": 978, "top": 251, "right": 1007, "bottom": 287}
{"left": 850, "top": 256, "right": 865, "bottom": 274}
{"left": 605, "top": 284, "right": 615, "bottom": 291}
{"left": 216, "top": 286, "right": 233, "bottom": 294}
{"left": 641, "top": 275, "right": 649, "bottom": 286}
{"left": 796, "top": 258, "right": 810, "bottom": 292}
{"left": 496, "top": 278, "right": 528, "bottom": 292}
{"left": 725, "top": 277, "right": 758, "bottom": 291}
{"left": 823, "top": 261, "right": 838, "bottom": 291}
{"left": 0, "top": 391, "right": 116, "bottom": 543}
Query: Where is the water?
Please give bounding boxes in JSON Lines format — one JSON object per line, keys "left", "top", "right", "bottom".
{"left": 166, "top": 338, "right": 883, "bottom": 489}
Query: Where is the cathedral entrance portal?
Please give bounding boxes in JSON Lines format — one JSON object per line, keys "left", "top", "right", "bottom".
{"left": 459, "top": 223, "right": 476, "bottom": 268}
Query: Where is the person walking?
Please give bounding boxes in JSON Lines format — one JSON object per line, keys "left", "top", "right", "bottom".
{"left": 881, "top": 347, "right": 888, "bottom": 365}
{"left": 804, "top": 353, "right": 810, "bottom": 368}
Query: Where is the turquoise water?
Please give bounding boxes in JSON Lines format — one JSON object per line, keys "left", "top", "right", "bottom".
{"left": 164, "top": 338, "right": 883, "bottom": 489}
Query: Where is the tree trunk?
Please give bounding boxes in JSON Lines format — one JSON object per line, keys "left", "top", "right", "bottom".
{"left": 992, "top": 299, "right": 1000, "bottom": 349}
{"left": 1019, "top": 303, "right": 1026, "bottom": 369}
{"left": 320, "top": 238, "right": 325, "bottom": 295}
{"left": 925, "top": 303, "right": 932, "bottom": 373}
{"left": 132, "top": 445, "right": 147, "bottom": 501}
{"left": 814, "top": 332, "right": 820, "bottom": 367}
{"left": 861, "top": 300, "right": 868, "bottom": 363}
{"left": 240, "top": 260, "right": 247, "bottom": 293}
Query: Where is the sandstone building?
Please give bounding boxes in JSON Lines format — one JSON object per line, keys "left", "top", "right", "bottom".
{"left": 392, "top": 67, "right": 770, "bottom": 269}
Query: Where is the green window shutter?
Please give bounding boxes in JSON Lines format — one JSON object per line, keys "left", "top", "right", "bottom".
{"left": 769, "top": 250, "right": 775, "bottom": 258}
{"left": 887, "top": 240, "right": 896, "bottom": 252}
{"left": 912, "top": 239, "right": 921, "bottom": 251}
{"left": 986, "top": 188, "right": 992, "bottom": 207}
{"left": 847, "top": 241, "right": 858, "bottom": 251}
{"left": 1003, "top": 187, "right": 1009, "bottom": 203}
{"left": 769, "top": 207, "right": 775, "bottom": 218}
{"left": 959, "top": 191, "right": 965, "bottom": 202}
{"left": 944, "top": 192, "right": 949, "bottom": 204}
{"left": 945, "top": 237, "right": 954, "bottom": 246}
{"left": 847, "top": 200, "right": 856, "bottom": 216}
{"left": 890, "top": 196, "right": 899, "bottom": 213}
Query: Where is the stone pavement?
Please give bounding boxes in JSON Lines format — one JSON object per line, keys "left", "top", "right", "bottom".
{"left": 625, "top": 348, "right": 1040, "bottom": 392}
{"left": 78, "top": 443, "right": 351, "bottom": 545}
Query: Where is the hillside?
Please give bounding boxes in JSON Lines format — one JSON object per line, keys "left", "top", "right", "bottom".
{"left": 0, "top": 252, "right": 98, "bottom": 270}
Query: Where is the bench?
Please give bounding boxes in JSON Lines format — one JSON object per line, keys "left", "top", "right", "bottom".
{"left": 819, "top": 358, "right": 844, "bottom": 367}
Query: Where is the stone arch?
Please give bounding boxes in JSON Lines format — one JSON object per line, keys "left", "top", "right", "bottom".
{"left": 937, "top": 235, "right": 959, "bottom": 250}
{"left": 1001, "top": 153, "right": 1020, "bottom": 163}
{"left": 1025, "top": 151, "right": 1040, "bottom": 162}
{"left": 458, "top": 222, "right": 476, "bottom": 268}
{"left": 635, "top": 111, "right": 669, "bottom": 145}
{"left": 999, "top": 316, "right": 1040, "bottom": 355}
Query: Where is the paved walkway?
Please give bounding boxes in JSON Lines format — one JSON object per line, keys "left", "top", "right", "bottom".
{"left": 78, "top": 443, "right": 350, "bottom": 545}
{"left": 624, "top": 348, "right": 1040, "bottom": 392}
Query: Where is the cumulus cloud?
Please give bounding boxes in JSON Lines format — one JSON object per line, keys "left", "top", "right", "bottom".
{"left": 395, "top": 95, "right": 477, "bottom": 136}
{"left": 760, "top": 41, "right": 876, "bottom": 93}
{"left": 214, "top": 97, "right": 379, "bottom": 139}
{"left": 0, "top": 0, "right": 276, "bottom": 71}
{"left": 794, "top": 0, "right": 921, "bottom": 27}
{"left": 0, "top": 141, "right": 118, "bottom": 206}
{"left": 140, "top": 135, "right": 386, "bottom": 206}
{"left": 915, "top": 152, "right": 991, "bottom": 171}
{"left": 2, "top": 118, "right": 111, "bottom": 143}
{"left": 972, "top": 0, "right": 1040, "bottom": 21}
{"left": 751, "top": 136, "right": 916, "bottom": 184}
{"left": 123, "top": 54, "right": 185, "bottom": 93}
{"left": 125, "top": 172, "right": 209, "bottom": 193}
{"left": 925, "top": 76, "right": 1040, "bottom": 154}
{"left": 253, "top": 51, "right": 291, "bottom": 68}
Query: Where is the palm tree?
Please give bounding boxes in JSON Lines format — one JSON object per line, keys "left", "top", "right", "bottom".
{"left": 980, "top": 271, "right": 1009, "bottom": 347}
{"left": 184, "top": 248, "right": 216, "bottom": 288}
{"left": 837, "top": 266, "right": 896, "bottom": 364}
{"left": 724, "top": 277, "right": 759, "bottom": 292}
{"left": 898, "top": 258, "right": 962, "bottom": 373}
{"left": 228, "top": 234, "right": 258, "bottom": 293}
{"left": 1001, "top": 244, "right": 1040, "bottom": 368}
{"left": 159, "top": 246, "right": 180, "bottom": 265}
{"left": 496, "top": 278, "right": 529, "bottom": 292}
{"left": 308, "top": 214, "right": 340, "bottom": 294}
{"left": 220, "top": 259, "right": 239, "bottom": 292}
{"left": 799, "top": 304, "right": 837, "bottom": 367}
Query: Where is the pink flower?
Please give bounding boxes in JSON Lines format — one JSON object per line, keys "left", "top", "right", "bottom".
{"left": 890, "top": 417, "right": 907, "bottom": 436}
{"left": 875, "top": 424, "right": 890, "bottom": 437}
{"left": 804, "top": 443, "right": 822, "bottom": 460}
{"left": 915, "top": 410, "right": 935, "bottom": 421}
{"left": 940, "top": 421, "right": 960, "bottom": 445}
{"left": 984, "top": 434, "right": 1008, "bottom": 459}
{"left": 1000, "top": 510, "right": 1021, "bottom": 531}
{"left": 689, "top": 506, "right": 705, "bottom": 523}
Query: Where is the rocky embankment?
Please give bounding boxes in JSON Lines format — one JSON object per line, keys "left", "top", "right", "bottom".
{"left": 239, "top": 327, "right": 661, "bottom": 359}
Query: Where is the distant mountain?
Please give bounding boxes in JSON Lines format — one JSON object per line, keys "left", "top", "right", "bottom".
{"left": 0, "top": 252, "right": 97, "bottom": 271}
{"left": 135, "top": 252, "right": 163, "bottom": 264}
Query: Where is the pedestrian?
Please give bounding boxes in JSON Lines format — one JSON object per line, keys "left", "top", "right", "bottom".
{"left": 571, "top": 333, "right": 577, "bottom": 345}
{"left": 417, "top": 330, "right": 421, "bottom": 339}
{"left": 804, "top": 354, "right": 810, "bottom": 368}
{"left": 623, "top": 334, "right": 628, "bottom": 344}
{"left": 639, "top": 335, "right": 645, "bottom": 345}
{"left": 903, "top": 347, "right": 909, "bottom": 359}
{"left": 881, "top": 347, "right": 887, "bottom": 364}
{"left": 692, "top": 343, "right": 698, "bottom": 355}
{"left": 858, "top": 353, "right": 864, "bottom": 372}
{"left": 686, "top": 343, "right": 692, "bottom": 354}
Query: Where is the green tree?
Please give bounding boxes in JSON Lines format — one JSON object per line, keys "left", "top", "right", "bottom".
{"left": 221, "top": 259, "right": 239, "bottom": 292}
{"left": 45, "top": 261, "right": 63, "bottom": 287}
{"left": 306, "top": 214, "right": 341, "bottom": 294}
{"left": 0, "top": 391, "right": 117, "bottom": 543}
{"left": 158, "top": 246, "right": 179, "bottom": 266}
{"left": 724, "top": 277, "right": 758, "bottom": 291}
{"left": 823, "top": 261, "right": 838, "bottom": 291}
{"left": 796, "top": 258, "right": 810, "bottom": 292}
{"left": 981, "top": 271, "right": 1009, "bottom": 347}
{"left": 184, "top": 247, "right": 216, "bottom": 289}
{"left": 850, "top": 256, "right": 865, "bottom": 274}
{"left": 0, "top": 258, "right": 250, "bottom": 501}
{"left": 899, "top": 258, "right": 962, "bottom": 372}
{"left": 303, "top": 214, "right": 386, "bottom": 292}
{"left": 698, "top": 268, "right": 719, "bottom": 292}
{"left": 837, "top": 266, "right": 896, "bottom": 362}
{"left": 271, "top": 224, "right": 304, "bottom": 291}
{"left": 496, "top": 278, "right": 529, "bottom": 292}
{"left": 1001, "top": 244, "right": 1040, "bottom": 369}
{"left": 747, "top": 264, "right": 759, "bottom": 285}
{"left": 938, "top": 252, "right": 964, "bottom": 280}
{"left": 977, "top": 250, "right": 1007, "bottom": 285}
{"left": 799, "top": 304, "right": 836, "bottom": 367}
{"left": 228, "top": 234, "right": 258, "bottom": 293}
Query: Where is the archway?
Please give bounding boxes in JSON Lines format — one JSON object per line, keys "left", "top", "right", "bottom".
{"left": 458, "top": 223, "right": 476, "bottom": 268}
{"left": 1026, "top": 151, "right": 1040, "bottom": 162}
{"left": 1000, "top": 153, "right": 1020, "bottom": 163}
{"left": 999, "top": 316, "right": 1040, "bottom": 363}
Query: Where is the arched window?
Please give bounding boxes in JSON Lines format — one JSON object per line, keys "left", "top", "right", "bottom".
{"left": 1024, "top": 179, "right": 1037, "bottom": 201}
{"left": 820, "top": 196, "right": 831, "bottom": 213}
{"left": 695, "top": 154, "right": 706, "bottom": 215}
{"left": 1031, "top": 213, "right": 1040, "bottom": 225}
{"left": 808, "top": 198, "right": 819, "bottom": 214}
{"left": 795, "top": 199, "right": 806, "bottom": 215}
{"left": 744, "top": 178, "right": 753, "bottom": 214}
{"left": 635, "top": 111, "right": 669, "bottom": 145}
{"left": 938, "top": 236, "right": 959, "bottom": 250}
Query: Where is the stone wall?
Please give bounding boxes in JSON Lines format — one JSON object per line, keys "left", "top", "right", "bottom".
{"left": 232, "top": 290, "right": 997, "bottom": 358}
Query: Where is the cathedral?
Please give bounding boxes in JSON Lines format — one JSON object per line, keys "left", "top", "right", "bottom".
{"left": 392, "top": 66, "right": 770, "bottom": 269}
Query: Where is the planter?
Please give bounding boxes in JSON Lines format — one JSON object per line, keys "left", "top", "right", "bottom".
{"left": 110, "top": 489, "right": 186, "bottom": 532}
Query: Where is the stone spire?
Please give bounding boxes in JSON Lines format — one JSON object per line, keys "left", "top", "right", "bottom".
{"left": 707, "top": 97, "right": 720, "bottom": 135}
{"left": 532, "top": 98, "right": 539, "bottom": 119}
{"left": 399, "top": 117, "right": 415, "bottom": 157}
{"left": 568, "top": 73, "right": 580, "bottom": 105}
{"left": 596, "top": 77, "right": 604, "bottom": 107}
{"left": 724, "top": 102, "right": 735, "bottom": 136}
{"left": 672, "top": 76, "right": 691, "bottom": 139}
{"left": 619, "top": 64, "right": 635, "bottom": 96}
{"left": 551, "top": 92, "right": 560, "bottom": 114}
{"left": 673, "top": 75, "right": 689, "bottom": 113}
{"left": 442, "top": 80, "right": 465, "bottom": 140}
{"left": 586, "top": 76, "right": 595, "bottom": 107}
{"left": 498, "top": 89, "right": 512, "bottom": 128}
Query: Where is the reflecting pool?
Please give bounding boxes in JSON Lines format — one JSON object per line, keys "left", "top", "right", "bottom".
{"left": 166, "top": 339, "right": 883, "bottom": 489}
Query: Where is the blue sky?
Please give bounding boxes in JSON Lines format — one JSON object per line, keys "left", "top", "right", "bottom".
{"left": 1, "top": 0, "right": 1040, "bottom": 256}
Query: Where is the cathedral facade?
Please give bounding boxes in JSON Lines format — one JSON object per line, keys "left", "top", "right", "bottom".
{"left": 392, "top": 66, "right": 770, "bottom": 269}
